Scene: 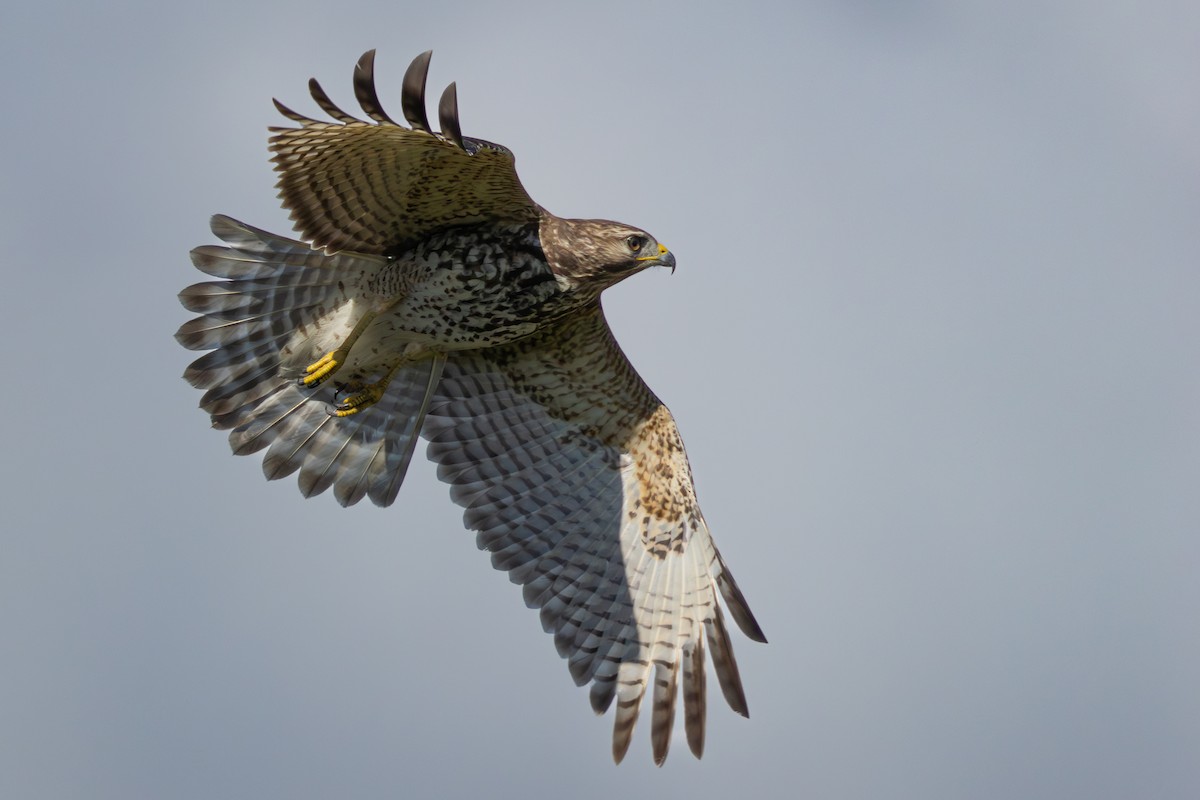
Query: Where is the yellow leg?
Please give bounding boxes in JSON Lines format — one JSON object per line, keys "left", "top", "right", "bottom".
{"left": 299, "top": 310, "right": 379, "bottom": 388}
{"left": 301, "top": 350, "right": 345, "bottom": 386}
{"left": 328, "top": 344, "right": 435, "bottom": 417}
{"left": 331, "top": 362, "right": 403, "bottom": 417}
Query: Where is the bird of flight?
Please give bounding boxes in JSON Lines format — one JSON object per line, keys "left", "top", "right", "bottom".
{"left": 176, "top": 50, "right": 766, "bottom": 764}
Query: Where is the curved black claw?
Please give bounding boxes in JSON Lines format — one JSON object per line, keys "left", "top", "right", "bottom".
{"left": 353, "top": 49, "right": 399, "bottom": 126}
{"left": 438, "top": 82, "right": 465, "bottom": 150}
{"left": 401, "top": 50, "right": 433, "bottom": 132}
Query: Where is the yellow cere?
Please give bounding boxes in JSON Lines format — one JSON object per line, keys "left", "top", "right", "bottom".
{"left": 636, "top": 243, "right": 670, "bottom": 262}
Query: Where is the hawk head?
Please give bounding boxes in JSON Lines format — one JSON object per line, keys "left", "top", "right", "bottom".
{"left": 541, "top": 216, "right": 676, "bottom": 292}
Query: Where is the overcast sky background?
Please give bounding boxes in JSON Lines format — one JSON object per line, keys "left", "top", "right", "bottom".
{"left": 2, "top": 1, "right": 1197, "bottom": 798}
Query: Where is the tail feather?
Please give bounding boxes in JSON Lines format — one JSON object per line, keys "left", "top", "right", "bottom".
{"left": 180, "top": 277, "right": 348, "bottom": 315}
{"left": 199, "top": 361, "right": 281, "bottom": 417}
{"left": 184, "top": 337, "right": 280, "bottom": 389}
{"left": 178, "top": 215, "right": 437, "bottom": 507}
{"left": 208, "top": 213, "right": 316, "bottom": 257}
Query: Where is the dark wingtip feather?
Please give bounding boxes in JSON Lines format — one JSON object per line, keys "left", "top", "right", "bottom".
{"left": 438, "top": 82, "right": 465, "bottom": 150}
{"left": 272, "top": 98, "right": 319, "bottom": 125}
{"left": 724, "top": 579, "right": 768, "bottom": 644}
{"left": 611, "top": 729, "right": 633, "bottom": 765}
{"left": 611, "top": 687, "right": 644, "bottom": 765}
{"left": 649, "top": 663, "right": 678, "bottom": 766}
{"left": 353, "top": 49, "right": 399, "bottom": 126}
{"left": 589, "top": 678, "right": 615, "bottom": 715}
{"left": 400, "top": 50, "right": 433, "bottom": 132}
{"left": 683, "top": 638, "right": 707, "bottom": 759}
{"left": 706, "top": 607, "right": 750, "bottom": 718}
{"left": 307, "top": 77, "right": 358, "bottom": 123}
{"left": 714, "top": 547, "right": 769, "bottom": 643}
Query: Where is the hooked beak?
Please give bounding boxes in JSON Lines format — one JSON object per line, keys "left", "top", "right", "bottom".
{"left": 637, "top": 243, "right": 676, "bottom": 274}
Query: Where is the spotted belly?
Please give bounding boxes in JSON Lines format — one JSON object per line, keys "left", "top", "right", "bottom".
{"left": 338, "top": 225, "right": 574, "bottom": 377}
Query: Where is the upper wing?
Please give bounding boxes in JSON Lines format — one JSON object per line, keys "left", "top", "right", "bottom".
{"left": 269, "top": 50, "right": 540, "bottom": 255}
{"left": 423, "top": 305, "right": 766, "bottom": 764}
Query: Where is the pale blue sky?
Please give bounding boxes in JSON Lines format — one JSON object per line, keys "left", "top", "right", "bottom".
{"left": 2, "top": 2, "right": 1198, "bottom": 798}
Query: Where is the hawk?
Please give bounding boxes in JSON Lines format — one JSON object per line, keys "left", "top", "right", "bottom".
{"left": 176, "top": 50, "right": 766, "bottom": 765}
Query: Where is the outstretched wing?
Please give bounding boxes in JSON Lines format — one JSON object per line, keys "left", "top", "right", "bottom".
{"left": 270, "top": 50, "right": 540, "bottom": 255}
{"left": 424, "top": 305, "right": 767, "bottom": 764}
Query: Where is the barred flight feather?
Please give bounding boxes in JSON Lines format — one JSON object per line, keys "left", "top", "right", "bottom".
{"left": 421, "top": 309, "right": 765, "bottom": 763}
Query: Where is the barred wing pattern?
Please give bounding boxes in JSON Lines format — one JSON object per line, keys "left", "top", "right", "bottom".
{"left": 426, "top": 307, "right": 767, "bottom": 764}
{"left": 177, "top": 215, "right": 444, "bottom": 507}
{"left": 271, "top": 50, "right": 540, "bottom": 255}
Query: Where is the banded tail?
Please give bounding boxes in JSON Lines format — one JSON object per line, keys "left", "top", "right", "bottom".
{"left": 176, "top": 215, "right": 442, "bottom": 506}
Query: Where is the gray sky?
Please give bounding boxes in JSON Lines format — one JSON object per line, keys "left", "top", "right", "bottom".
{"left": 2, "top": 1, "right": 1198, "bottom": 798}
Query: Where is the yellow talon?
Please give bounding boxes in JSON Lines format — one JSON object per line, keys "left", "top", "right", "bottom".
{"left": 332, "top": 382, "right": 387, "bottom": 417}
{"left": 301, "top": 349, "right": 346, "bottom": 387}
{"left": 297, "top": 309, "right": 385, "bottom": 389}
{"left": 329, "top": 361, "right": 406, "bottom": 417}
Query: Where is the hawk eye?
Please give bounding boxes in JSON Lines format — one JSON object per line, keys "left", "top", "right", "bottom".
{"left": 625, "top": 235, "right": 645, "bottom": 253}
